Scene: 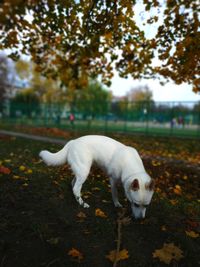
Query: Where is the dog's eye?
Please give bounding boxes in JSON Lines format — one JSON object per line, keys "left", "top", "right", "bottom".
{"left": 143, "top": 204, "right": 148, "bottom": 208}
{"left": 133, "top": 202, "right": 140, "bottom": 208}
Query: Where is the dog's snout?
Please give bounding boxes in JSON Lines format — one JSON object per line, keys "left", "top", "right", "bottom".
{"left": 133, "top": 213, "right": 145, "bottom": 220}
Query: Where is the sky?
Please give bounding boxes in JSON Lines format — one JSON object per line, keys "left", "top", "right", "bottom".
{"left": 110, "top": 74, "right": 200, "bottom": 102}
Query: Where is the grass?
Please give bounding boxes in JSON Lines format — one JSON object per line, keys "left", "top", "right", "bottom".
{"left": 0, "top": 133, "right": 199, "bottom": 267}
{"left": 1, "top": 119, "right": 200, "bottom": 138}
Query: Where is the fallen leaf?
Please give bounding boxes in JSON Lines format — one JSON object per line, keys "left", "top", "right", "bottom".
{"left": 19, "top": 165, "right": 26, "bottom": 171}
{"left": 173, "top": 185, "right": 182, "bottom": 195}
{"left": 53, "top": 180, "right": 59, "bottom": 185}
{"left": 185, "top": 230, "right": 199, "bottom": 238}
{"left": 0, "top": 166, "right": 11, "bottom": 174}
{"left": 152, "top": 160, "right": 161, "bottom": 166}
{"left": 92, "top": 187, "right": 101, "bottom": 191}
{"left": 76, "top": 212, "right": 87, "bottom": 219}
{"left": 13, "top": 175, "right": 21, "bottom": 179}
{"left": 4, "top": 159, "right": 11, "bottom": 163}
{"left": 182, "top": 175, "right": 188, "bottom": 180}
{"left": 106, "top": 249, "right": 129, "bottom": 263}
{"left": 161, "top": 225, "right": 167, "bottom": 231}
{"left": 169, "top": 199, "right": 178, "bottom": 205}
{"left": 153, "top": 243, "right": 184, "bottom": 264}
{"left": 68, "top": 248, "right": 83, "bottom": 261}
{"left": 95, "top": 208, "right": 107, "bottom": 218}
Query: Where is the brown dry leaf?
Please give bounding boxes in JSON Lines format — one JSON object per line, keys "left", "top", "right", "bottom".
{"left": 185, "top": 230, "right": 199, "bottom": 238}
{"left": 76, "top": 212, "right": 87, "bottom": 220}
{"left": 92, "top": 187, "right": 101, "bottom": 191}
{"left": 153, "top": 243, "right": 184, "bottom": 264}
{"left": 95, "top": 208, "right": 107, "bottom": 218}
{"left": 68, "top": 248, "right": 83, "bottom": 261}
{"left": 106, "top": 249, "right": 129, "bottom": 263}
{"left": 173, "top": 185, "right": 182, "bottom": 195}
{"left": 161, "top": 225, "right": 167, "bottom": 231}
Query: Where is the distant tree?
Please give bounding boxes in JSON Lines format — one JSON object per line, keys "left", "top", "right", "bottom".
{"left": 0, "top": 1, "right": 199, "bottom": 92}
{"left": 10, "top": 88, "right": 40, "bottom": 117}
{"left": 74, "top": 80, "right": 111, "bottom": 118}
{"left": 15, "top": 59, "right": 68, "bottom": 104}
{"left": 0, "top": 54, "right": 15, "bottom": 110}
{"left": 126, "top": 85, "right": 153, "bottom": 102}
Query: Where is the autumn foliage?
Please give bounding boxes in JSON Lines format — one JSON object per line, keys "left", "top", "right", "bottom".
{"left": 0, "top": 0, "right": 199, "bottom": 92}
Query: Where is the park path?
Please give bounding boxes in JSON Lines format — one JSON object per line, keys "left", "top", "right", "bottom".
{"left": 0, "top": 129, "right": 66, "bottom": 145}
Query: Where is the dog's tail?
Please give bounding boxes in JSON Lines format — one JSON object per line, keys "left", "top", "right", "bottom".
{"left": 39, "top": 142, "right": 70, "bottom": 166}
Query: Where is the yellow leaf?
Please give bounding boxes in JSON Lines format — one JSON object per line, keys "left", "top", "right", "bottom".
{"left": 26, "top": 169, "right": 33, "bottom": 174}
{"left": 19, "top": 165, "right": 26, "bottom": 171}
{"left": 185, "top": 231, "right": 199, "bottom": 238}
{"left": 95, "top": 208, "right": 107, "bottom": 218}
{"left": 68, "top": 248, "right": 83, "bottom": 261}
{"left": 175, "top": 185, "right": 181, "bottom": 190}
{"left": 152, "top": 160, "right": 161, "bottom": 166}
{"left": 4, "top": 159, "right": 11, "bottom": 163}
{"left": 169, "top": 199, "right": 178, "bottom": 205}
{"left": 183, "top": 175, "right": 188, "bottom": 180}
{"left": 153, "top": 243, "right": 184, "bottom": 264}
{"left": 13, "top": 175, "right": 20, "bottom": 179}
{"left": 106, "top": 249, "right": 129, "bottom": 263}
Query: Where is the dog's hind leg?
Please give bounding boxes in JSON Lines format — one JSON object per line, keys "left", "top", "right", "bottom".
{"left": 110, "top": 178, "right": 123, "bottom": 208}
{"left": 72, "top": 173, "right": 90, "bottom": 208}
{"left": 67, "top": 144, "right": 92, "bottom": 208}
{"left": 70, "top": 160, "right": 92, "bottom": 208}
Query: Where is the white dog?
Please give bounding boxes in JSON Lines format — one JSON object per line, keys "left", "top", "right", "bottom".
{"left": 39, "top": 135, "right": 154, "bottom": 219}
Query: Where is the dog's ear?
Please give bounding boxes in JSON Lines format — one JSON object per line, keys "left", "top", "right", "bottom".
{"left": 145, "top": 179, "right": 155, "bottom": 191}
{"left": 130, "top": 179, "right": 140, "bottom": 191}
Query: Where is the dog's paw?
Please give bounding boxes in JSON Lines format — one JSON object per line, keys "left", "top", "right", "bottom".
{"left": 114, "top": 202, "right": 123, "bottom": 208}
{"left": 83, "top": 202, "right": 90, "bottom": 208}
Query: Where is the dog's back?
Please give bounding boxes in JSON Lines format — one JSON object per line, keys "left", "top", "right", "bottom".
{"left": 39, "top": 135, "right": 124, "bottom": 168}
{"left": 67, "top": 135, "right": 124, "bottom": 169}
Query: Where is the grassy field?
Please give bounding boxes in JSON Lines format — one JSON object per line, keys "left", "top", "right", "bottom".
{"left": 0, "top": 133, "right": 199, "bottom": 267}
{"left": 1, "top": 119, "right": 200, "bottom": 138}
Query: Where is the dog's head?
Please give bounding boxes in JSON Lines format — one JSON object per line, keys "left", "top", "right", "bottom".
{"left": 126, "top": 177, "right": 154, "bottom": 219}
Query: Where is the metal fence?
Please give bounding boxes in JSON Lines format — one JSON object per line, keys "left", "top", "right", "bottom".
{"left": 0, "top": 101, "right": 200, "bottom": 138}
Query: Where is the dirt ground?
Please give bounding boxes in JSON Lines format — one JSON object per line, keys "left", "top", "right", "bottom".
{"left": 0, "top": 132, "right": 199, "bottom": 267}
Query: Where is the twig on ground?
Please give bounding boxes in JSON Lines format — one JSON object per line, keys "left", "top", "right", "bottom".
{"left": 113, "top": 209, "right": 131, "bottom": 267}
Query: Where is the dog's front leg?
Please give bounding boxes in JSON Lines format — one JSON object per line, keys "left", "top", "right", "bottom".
{"left": 110, "top": 178, "right": 123, "bottom": 208}
{"left": 72, "top": 178, "right": 90, "bottom": 208}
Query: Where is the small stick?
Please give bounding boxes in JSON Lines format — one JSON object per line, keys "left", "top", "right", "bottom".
{"left": 113, "top": 209, "right": 127, "bottom": 267}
